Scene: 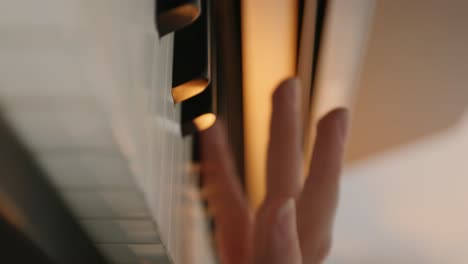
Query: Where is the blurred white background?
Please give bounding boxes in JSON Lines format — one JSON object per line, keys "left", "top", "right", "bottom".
{"left": 331, "top": 111, "right": 468, "bottom": 263}
{"left": 330, "top": 0, "right": 468, "bottom": 262}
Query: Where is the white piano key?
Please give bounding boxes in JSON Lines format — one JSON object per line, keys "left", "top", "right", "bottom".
{"left": 0, "top": 0, "right": 85, "bottom": 27}
{"left": 166, "top": 33, "right": 177, "bottom": 249}
{"left": 38, "top": 153, "right": 136, "bottom": 189}
{"left": 146, "top": 118, "right": 162, "bottom": 223}
{"left": 157, "top": 118, "right": 170, "bottom": 244}
{"left": 167, "top": 105, "right": 181, "bottom": 257}
{"left": 145, "top": 35, "right": 167, "bottom": 223}
{"left": 163, "top": 99, "right": 176, "bottom": 250}
{"left": 0, "top": 96, "right": 101, "bottom": 115}
{"left": 99, "top": 244, "right": 170, "bottom": 264}
{"left": 82, "top": 219, "right": 160, "bottom": 244}
{"left": 175, "top": 136, "right": 194, "bottom": 263}
{"left": 130, "top": 88, "right": 152, "bottom": 191}
{"left": 116, "top": 0, "right": 157, "bottom": 33}
{"left": 63, "top": 190, "right": 149, "bottom": 219}
{"left": 180, "top": 167, "right": 217, "bottom": 264}
{"left": 0, "top": 1, "right": 178, "bottom": 262}
{"left": 170, "top": 121, "right": 184, "bottom": 263}
{"left": 0, "top": 26, "right": 83, "bottom": 53}
{"left": 166, "top": 127, "right": 176, "bottom": 251}
{"left": 98, "top": 244, "right": 137, "bottom": 264}
{"left": 0, "top": 35, "right": 91, "bottom": 99}
{"left": 126, "top": 32, "right": 156, "bottom": 95}
{"left": 5, "top": 110, "right": 116, "bottom": 151}
{"left": 156, "top": 34, "right": 175, "bottom": 244}
{"left": 130, "top": 244, "right": 169, "bottom": 262}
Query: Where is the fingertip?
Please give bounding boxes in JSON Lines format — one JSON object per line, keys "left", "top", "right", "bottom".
{"left": 267, "top": 77, "right": 303, "bottom": 200}
{"left": 308, "top": 107, "right": 349, "bottom": 181}
{"left": 272, "top": 77, "right": 301, "bottom": 107}
{"left": 317, "top": 108, "right": 349, "bottom": 143}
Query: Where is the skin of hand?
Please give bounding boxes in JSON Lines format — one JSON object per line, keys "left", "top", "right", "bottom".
{"left": 200, "top": 77, "right": 349, "bottom": 264}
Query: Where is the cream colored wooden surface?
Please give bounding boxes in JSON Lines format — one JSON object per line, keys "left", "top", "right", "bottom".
{"left": 347, "top": 0, "right": 468, "bottom": 162}
{"left": 329, "top": 0, "right": 468, "bottom": 262}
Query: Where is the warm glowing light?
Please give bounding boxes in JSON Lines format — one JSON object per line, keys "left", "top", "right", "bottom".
{"left": 241, "top": 0, "right": 298, "bottom": 208}
{"left": 193, "top": 113, "right": 216, "bottom": 131}
{"left": 0, "top": 191, "right": 27, "bottom": 228}
{"left": 158, "top": 4, "right": 201, "bottom": 35}
{"left": 172, "top": 78, "right": 209, "bottom": 103}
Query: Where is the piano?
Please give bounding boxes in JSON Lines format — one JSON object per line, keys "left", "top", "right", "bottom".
{"left": 0, "top": 0, "right": 212, "bottom": 263}
{"left": 0, "top": 0, "right": 373, "bottom": 263}
{"left": 2, "top": 0, "right": 467, "bottom": 263}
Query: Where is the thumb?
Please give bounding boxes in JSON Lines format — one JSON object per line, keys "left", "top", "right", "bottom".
{"left": 251, "top": 198, "right": 302, "bottom": 264}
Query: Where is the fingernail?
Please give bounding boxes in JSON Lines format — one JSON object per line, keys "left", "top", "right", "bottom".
{"left": 274, "top": 199, "right": 297, "bottom": 242}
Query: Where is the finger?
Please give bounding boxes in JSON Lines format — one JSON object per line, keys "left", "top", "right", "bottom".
{"left": 251, "top": 198, "right": 302, "bottom": 264}
{"left": 265, "top": 78, "right": 303, "bottom": 202}
{"left": 200, "top": 120, "right": 252, "bottom": 264}
{"left": 296, "top": 108, "right": 349, "bottom": 263}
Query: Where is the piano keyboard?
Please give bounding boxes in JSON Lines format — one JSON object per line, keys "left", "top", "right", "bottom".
{"left": 1, "top": 0, "right": 377, "bottom": 263}
{"left": 0, "top": 0, "right": 215, "bottom": 263}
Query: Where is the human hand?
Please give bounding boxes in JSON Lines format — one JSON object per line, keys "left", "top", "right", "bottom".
{"left": 200, "top": 78, "right": 349, "bottom": 264}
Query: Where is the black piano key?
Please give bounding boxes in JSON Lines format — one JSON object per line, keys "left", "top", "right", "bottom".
{"left": 171, "top": 0, "right": 209, "bottom": 104}
{"left": 181, "top": 85, "right": 215, "bottom": 136}
{"left": 156, "top": 0, "right": 201, "bottom": 36}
